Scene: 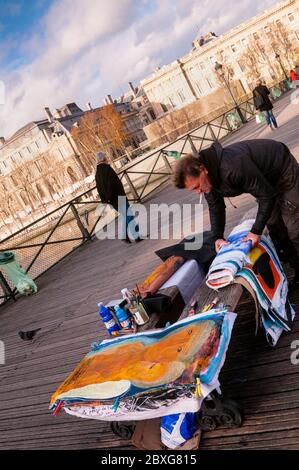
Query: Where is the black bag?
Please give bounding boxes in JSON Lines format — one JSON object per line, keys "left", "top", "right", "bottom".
{"left": 142, "top": 293, "right": 172, "bottom": 314}
{"left": 254, "top": 91, "right": 264, "bottom": 109}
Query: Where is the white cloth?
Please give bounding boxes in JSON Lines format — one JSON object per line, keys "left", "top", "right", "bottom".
{"left": 161, "top": 259, "right": 205, "bottom": 304}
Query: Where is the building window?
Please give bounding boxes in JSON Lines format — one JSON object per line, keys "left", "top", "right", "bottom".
{"left": 195, "top": 82, "right": 203, "bottom": 95}
{"left": 27, "top": 146, "right": 32, "bottom": 154}
{"left": 231, "top": 44, "right": 237, "bottom": 53}
{"left": 148, "top": 109, "right": 156, "bottom": 120}
{"left": 288, "top": 13, "right": 295, "bottom": 22}
{"left": 36, "top": 183, "right": 45, "bottom": 198}
{"left": 200, "top": 62, "right": 206, "bottom": 70}
{"left": 206, "top": 78, "right": 213, "bottom": 89}
{"left": 67, "top": 166, "right": 77, "bottom": 183}
{"left": 178, "top": 90, "right": 186, "bottom": 103}
{"left": 168, "top": 96, "right": 175, "bottom": 107}
{"left": 253, "top": 33, "right": 259, "bottom": 40}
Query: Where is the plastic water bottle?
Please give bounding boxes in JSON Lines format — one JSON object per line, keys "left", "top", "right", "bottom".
{"left": 98, "top": 302, "right": 120, "bottom": 336}
{"left": 114, "top": 305, "right": 131, "bottom": 329}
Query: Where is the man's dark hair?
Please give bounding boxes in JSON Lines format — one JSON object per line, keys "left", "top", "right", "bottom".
{"left": 173, "top": 153, "right": 202, "bottom": 188}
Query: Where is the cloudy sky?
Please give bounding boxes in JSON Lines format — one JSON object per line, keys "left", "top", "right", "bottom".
{"left": 0, "top": 0, "right": 280, "bottom": 138}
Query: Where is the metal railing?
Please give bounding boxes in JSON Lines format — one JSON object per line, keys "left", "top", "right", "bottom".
{"left": 0, "top": 81, "right": 290, "bottom": 305}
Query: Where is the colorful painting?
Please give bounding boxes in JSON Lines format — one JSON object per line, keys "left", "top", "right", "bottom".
{"left": 236, "top": 237, "right": 295, "bottom": 346}
{"left": 50, "top": 310, "right": 236, "bottom": 421}
{"left": 135, "top": 255, "right": 185, "bottom": 297}
{"left": 206, "top": 219, "right": 295, "bottom": 346}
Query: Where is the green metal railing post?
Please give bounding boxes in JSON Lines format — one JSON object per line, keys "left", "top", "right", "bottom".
{"left": 70, "top": 203, "right": 91, "bottom": 240}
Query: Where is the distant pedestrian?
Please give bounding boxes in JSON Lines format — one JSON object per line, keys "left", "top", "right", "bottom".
{"left": 290, "top": 68, "right": 299, "bottom": 89}
{"left": 290, "top": 69, "right": 298, "bottom": 82}
{"left": 295, "top": 65, "right": 299, "bottom": 76}
{"left": 95, "top": 152, "right": 141, "bottom": 243}
{"left": 253, "top": 80, "right": 278, "bottom": 130}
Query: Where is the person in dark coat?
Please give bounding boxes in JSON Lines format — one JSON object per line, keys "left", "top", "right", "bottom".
{"left": 173, "top": 139, "right": 299, "bottom": 289}
{"left": 253, "top": 80, "right": 278, "bottom": 130}
{"left": 95, "top": 152, "right": 141, "bottom": 243}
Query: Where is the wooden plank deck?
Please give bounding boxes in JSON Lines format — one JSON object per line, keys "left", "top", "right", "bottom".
{"left": 0, "top": 92, "right": 299, "bottom": 450}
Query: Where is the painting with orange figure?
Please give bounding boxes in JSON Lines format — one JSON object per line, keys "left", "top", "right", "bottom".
{"left": 246, "top": 244, "right": 280, "bottom": 300}
{"left": 50, "top": 310, "right": 235, "bottom": 417}
{"left": 134, "top": 256, "right": 185, "bottom": 297}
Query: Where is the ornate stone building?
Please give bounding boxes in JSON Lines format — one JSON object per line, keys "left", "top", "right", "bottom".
{"left": 141, "top": 0, "right": 299, "bottom": 117}
{"left": 0, "top": 99, "right": 150, "bottom": 237}
{"left": 0, "top": 104, "right": 95, "bottom": 238}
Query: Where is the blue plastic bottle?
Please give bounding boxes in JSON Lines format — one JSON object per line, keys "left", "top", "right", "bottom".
{"left": 98, "top": 302, "right": 120, "bottom": 335}
{"left": 114, "top": 305, "right": 131, "bottom": 329}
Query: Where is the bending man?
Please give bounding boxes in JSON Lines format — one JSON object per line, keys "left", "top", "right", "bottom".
{"left": 173, "top": 139, "right": 299, "bottom": 289}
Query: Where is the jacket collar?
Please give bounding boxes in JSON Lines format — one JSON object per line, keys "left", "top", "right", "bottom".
{"left": 198, "top": 141, "right": 223, "bottom": 187}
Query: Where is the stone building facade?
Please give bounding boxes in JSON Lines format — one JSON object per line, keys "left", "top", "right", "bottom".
{"left": 0, "top": 104, "right": 95, "bottom": 238}
{"left": 141, "top": 0, "right": 299, "bottom": 117}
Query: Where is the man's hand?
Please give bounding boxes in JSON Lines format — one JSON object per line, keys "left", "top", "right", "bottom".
{"left": 215, "top": 238, "right": 230, "bottom": 253}
{"left": 241, "top": 232, "right": 260, "bottom": 246}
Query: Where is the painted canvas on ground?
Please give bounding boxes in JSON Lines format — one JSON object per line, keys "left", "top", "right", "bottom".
{"left": 50, "top": 310, "right": 236, "bottom": 421}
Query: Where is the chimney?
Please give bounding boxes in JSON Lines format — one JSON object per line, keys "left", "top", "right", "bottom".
{"left": 107, "top": 94, "right": 113, "bottom": 104}
{"left": 45, "top": 107, "right": 54, "bottom": 122}
{"left": 86, "top": 102, "right": 93, "bottom": 111}
{"left": 128, "top": 82, "right": 137, "bottom": 98}
{"left": 0, "top": 137, "right": 5, "bottom": 146}
{"left": 55, "top": 109, "right": 63, "bottom": 119}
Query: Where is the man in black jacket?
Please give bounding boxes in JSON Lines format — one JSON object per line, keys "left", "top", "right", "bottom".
{"left": 173, "top": 139, "right": 299, "bottom": 288}
{"left": 95, "top": 152, "right": 140, "bottom": 243}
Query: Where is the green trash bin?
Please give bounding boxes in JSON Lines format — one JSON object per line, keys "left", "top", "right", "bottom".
{"left": 0, "top": 252, "right": 37, "bottom": 296}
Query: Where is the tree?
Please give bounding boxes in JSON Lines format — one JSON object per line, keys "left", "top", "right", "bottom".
{"left": 266, "top": 21, "right": 298, "bottom": 70}
{"left": 71, "top": 105, "right": 128, "bottom": 168}
{"left": 239, "top": 22, "right": 299, "bottom": 86}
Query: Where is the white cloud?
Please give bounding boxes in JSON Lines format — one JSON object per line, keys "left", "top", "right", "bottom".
{"left": 0, "top": 0, "right": 280, "bottom": 138}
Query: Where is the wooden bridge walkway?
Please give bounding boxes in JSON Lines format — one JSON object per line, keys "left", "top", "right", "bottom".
{"left": 0, "top": 91, "right": 299, "bottom": 450}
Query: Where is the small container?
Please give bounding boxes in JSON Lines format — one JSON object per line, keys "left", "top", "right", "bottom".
{"left": 130, "top": 297, "right": 149, "bottom": 326}
{"left": 121, "top": 288, "right": 133, "bottom": 304}
{"left": 114, "top": 305, "right": 131, "bottom": 329}
{"left": 98, "top": 302, "right": 120, "bottom": 336}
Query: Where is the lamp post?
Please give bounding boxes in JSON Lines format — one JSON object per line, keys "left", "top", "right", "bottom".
{"left": 275, "top": 53, "right": 288, "bottom": 81}
{"left": 214, "top": 61, "right": 247, "bottom": 124}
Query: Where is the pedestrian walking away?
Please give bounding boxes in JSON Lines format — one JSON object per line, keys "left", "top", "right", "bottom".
{"left": 95, "top": 152, "right": 142, "bottom": 243}
{"left": 253, "top": 80, "right": 278, "bottom": 130}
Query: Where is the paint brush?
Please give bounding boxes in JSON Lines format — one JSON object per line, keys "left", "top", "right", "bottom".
{"left": 202, "top": 296, "right": 219, "bottom": 313}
